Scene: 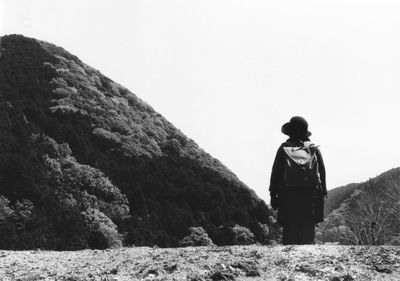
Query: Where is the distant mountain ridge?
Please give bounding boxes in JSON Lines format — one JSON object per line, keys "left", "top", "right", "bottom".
{"left": 324, "top": 183, "right": 360, "bottom": 217}
{"left": 0, "top": 34, "right": 277, "bottom": 249}
{"left": 318, "top": 168, "right": 400, "bottom": 245}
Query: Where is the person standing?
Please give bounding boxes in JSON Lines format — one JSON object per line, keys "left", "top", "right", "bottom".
{"left": 269, "top": 116, "right": 327, "bottom": 245}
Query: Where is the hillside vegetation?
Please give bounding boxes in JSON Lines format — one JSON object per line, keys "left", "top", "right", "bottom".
{"left": 317, "top": 168, "right": 400, "bottom": 245}
{"left": 324, "top": 183, "right": 359, "bottom": 217}
{"left": 0, "top": 35, "right": 277, "bottom": 249}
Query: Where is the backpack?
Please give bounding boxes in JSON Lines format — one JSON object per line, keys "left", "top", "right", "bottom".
{"left": 282, "top": 141, "right": 321, "bottom": 187}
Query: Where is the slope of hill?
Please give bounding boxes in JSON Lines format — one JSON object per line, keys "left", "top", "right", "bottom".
{"left": 324, "top": 183, "right": 360, "bottom": 217}
{"left": 1, "top": 245, "right": 399, "bottom": 281}
{"left": 0, "top": 34, "right": 277, "bottom": 249}
{"left": 317, "top": 168, "right": 400, "bottom": 245}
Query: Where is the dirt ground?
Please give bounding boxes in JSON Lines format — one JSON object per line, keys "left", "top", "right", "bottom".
{"left": 0, "top": 245, "right": 399, "bottom": 280}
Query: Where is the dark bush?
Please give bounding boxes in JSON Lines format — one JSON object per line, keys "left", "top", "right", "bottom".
{"left": 230, "top": 225, "right": 255, "bottom": 245}
{"left": 178, "top": 227, "right": 215, "bottom": 247}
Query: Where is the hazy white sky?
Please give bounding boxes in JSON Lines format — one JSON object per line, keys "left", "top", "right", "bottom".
{"left": 1, "top": 0, "right": 400, "bottom": 202}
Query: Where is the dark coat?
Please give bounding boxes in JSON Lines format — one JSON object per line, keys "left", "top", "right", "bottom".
{"left": 269, "top": 138, "right": 327, "bottom": 226}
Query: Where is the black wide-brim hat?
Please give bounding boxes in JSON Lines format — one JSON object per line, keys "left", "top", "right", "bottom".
{"left": 281, "top": 116, "right": 312, "bottom": 137}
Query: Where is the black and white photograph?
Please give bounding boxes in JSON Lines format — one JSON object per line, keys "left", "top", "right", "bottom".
{"left": 0, "top": 0, "right": 399, "bottom": 280}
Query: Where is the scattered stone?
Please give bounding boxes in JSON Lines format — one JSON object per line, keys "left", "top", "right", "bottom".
{"left": 330, "top": 276, "right": 341, "bottom": 281}
{"left": 342, "top": 273, "right": 354, "bottom": 281}
{"left": 145, "top": 268, "right": 158, "bottom": 279}
{"left": 296, "top": 264, "right": 318, "bottom": 276}
{"left": 250, "top": 249, "right": 263, "bottom": 259}
{"left": 334, "top": 265, "right": 344, "bottom": 271}
{"left": 210, "top": 271, "right": 236, "bottom": 281}
{"left": 274, "top": 258, "right": 289, "bottom": 266}
{"left": 164, "top": 263, "right": 178, "bottom": 273}
{"left": 245, "top": 268, "right": 260, "bottom": 277}
{"left": 16, "top": 274, "right": 42, "bottom": 281}
{"left": 282, "top": 246, "right": 294, "bottom": 252}
{"left": 373, "top": 265, "right": 392, "bottom": 274}
{"left": 109, "top": 268, "right": 118, "bottom": 274}
{"left": 190, "top": 275, "right": 206, "bottom": 281}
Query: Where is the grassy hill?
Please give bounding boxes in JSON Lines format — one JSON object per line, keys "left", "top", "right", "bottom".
{"left": 0, "top": 34, "right": 277, "bottom": 249}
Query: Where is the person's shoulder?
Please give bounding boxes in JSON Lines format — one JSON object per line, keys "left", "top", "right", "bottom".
{"left": 274, "top": 143, "right": 286, "bottom": 155}
{"left": 281, "top": 139, "right": 293, "bottom": 147}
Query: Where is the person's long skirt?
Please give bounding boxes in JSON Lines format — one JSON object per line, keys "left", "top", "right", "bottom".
{"left": 277, "top": 186, "right": 316, "bottom": 245}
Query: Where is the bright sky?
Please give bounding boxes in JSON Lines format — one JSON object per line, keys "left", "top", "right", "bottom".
{"left": 1, "top": 0, "right": 400, "bottom": 203}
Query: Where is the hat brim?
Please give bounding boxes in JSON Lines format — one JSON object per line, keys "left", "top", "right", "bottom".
{"left": 281, "top": 123, "right": 312, "bottom": 137}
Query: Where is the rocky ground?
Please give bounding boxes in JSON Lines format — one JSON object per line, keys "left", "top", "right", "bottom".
{"left": 0, "top": 245, "right": 399, "bottom": 281}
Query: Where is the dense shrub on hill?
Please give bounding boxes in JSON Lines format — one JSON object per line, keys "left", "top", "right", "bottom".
{"left": 0, "top": 35, "right": 277, "bottom": 249}
{"left": 0, "top": 105, "right": 129, "bottom": 249}
{"left": 318, "top": 168, "right": 400, "bottom": 245}
{"left": 178, "top": 227, "right": 215, "bottom": 247}
{"left": 229, "top": 225, "right": 256, "bottom": 245}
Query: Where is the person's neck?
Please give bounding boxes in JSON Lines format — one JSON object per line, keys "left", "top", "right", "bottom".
{"left": 288, "top": 136, "right": 310, "bottom": 142}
